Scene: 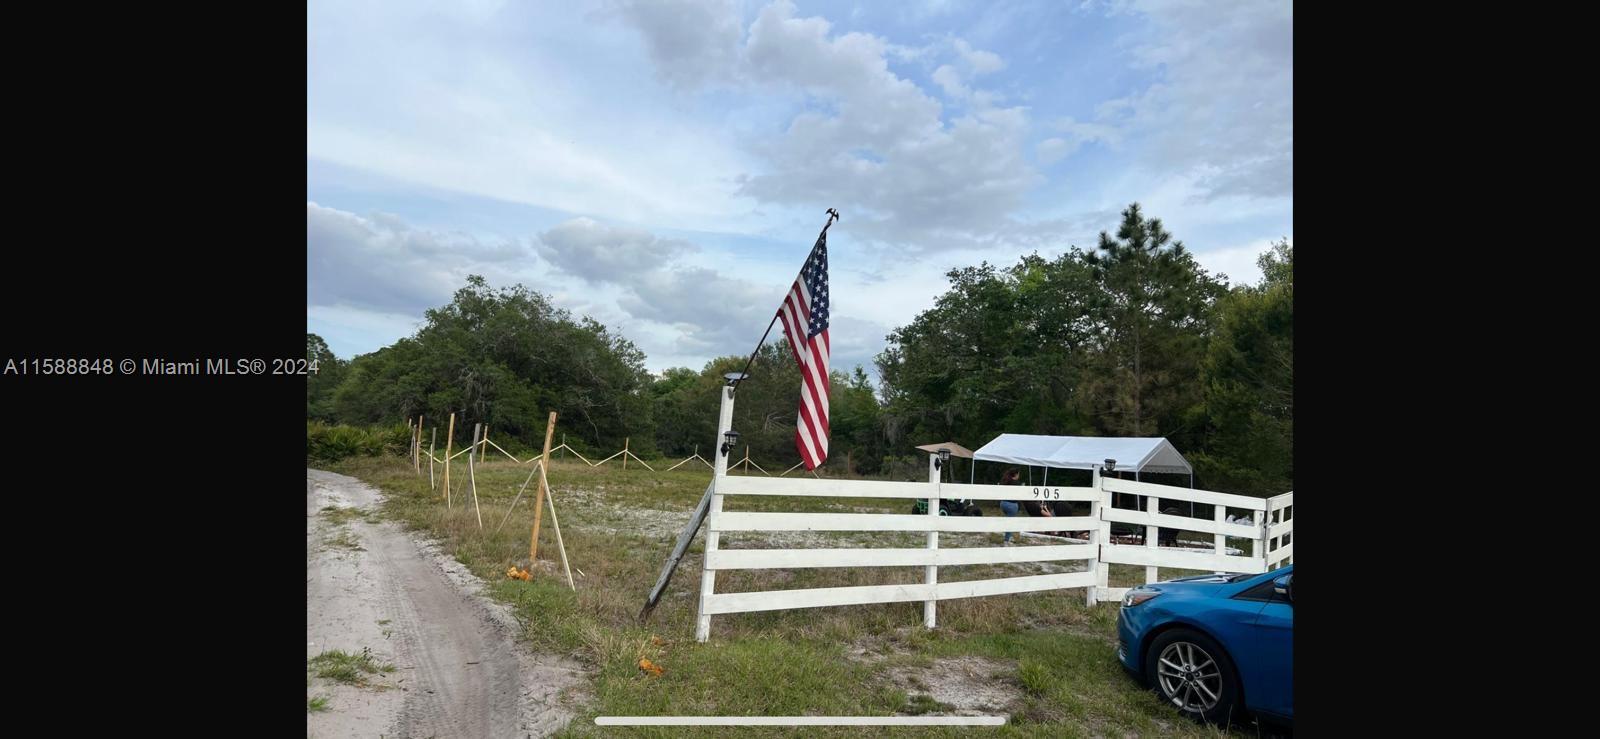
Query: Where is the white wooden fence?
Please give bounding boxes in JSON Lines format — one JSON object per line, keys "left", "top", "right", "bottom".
{"left": 1090, "top": 478, "right": 1294, "bottom": 604}
{"left": 692, "top": 385, "right": 1293, "bottom": 641}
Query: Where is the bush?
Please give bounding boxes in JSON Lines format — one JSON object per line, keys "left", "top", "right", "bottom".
{"left": 307, "top": 421, "right": 411, "bottom": 462}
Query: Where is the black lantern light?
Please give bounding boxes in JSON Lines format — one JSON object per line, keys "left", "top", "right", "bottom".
{"left": 721, "top": 430, "right": 741, "bottom": 456}
{"left": 1103, "top": 458, "right": 1117, "bottom": 473}
{"left": 935, "top": 447, "right": 952, "bottom": 470}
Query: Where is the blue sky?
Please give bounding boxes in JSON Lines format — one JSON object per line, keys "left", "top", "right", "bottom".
{"left": 308, "top": 0, "right": 1293, "bottom": 379}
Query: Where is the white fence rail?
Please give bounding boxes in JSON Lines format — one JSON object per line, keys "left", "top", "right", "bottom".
{"left": 692, "top": 384, "right": 1292, "bottom": 641}
{"left": 1091, "top": 477, "right": 1279, "bottom": 603}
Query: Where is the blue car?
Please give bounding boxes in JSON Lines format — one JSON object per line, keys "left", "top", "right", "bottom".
{"left": 1116, "top": 564, "right": 1292, "bottom": 727}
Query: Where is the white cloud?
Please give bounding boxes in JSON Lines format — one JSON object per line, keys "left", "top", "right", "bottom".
{"left": 307, "top": 0, "right": 756, "bottom": 232}
{"left": 596, "top": 0, "right": 743, "bottom": 90}
{"left": 953, "top": 38, "right": 1005, "bottom": 75}
{"left": 1192, "top": 238, "right": 1278, "bottom": 287}
{"left": 537, "top": 217, "right": 697, "bottom": 284}
{"left": 603, "top": 0, "right": 1037, "bottom": 253}
{"left": 931, "top": 64, "right": 969, "bottom": 98}
{"left": 1082, "top": 0, "right": 1293, "bottom": 201}
{"left": 307, "top": 201, "right": 532, "bottom": 314}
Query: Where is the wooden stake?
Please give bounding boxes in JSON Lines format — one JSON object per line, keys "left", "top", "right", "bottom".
{"left": 530, "top": 412, "right": 557, "bottom": 564}
{"left": 472, "top": 423, "right": 482, "bottom": 466}
{"left": 416, "top": 415, "right": 425, "bottom": 472}
{"left": 468, "top": 437, "right": 483, "bottom": 530}
{"left": 538, "top": 460, "right": 575, "bottom": 590}
{"left": 623, "top": 437, "right": 629, "bottom": 471}
{"left": 444, "top": 413, "right": 455, "bottom": 507}
{"left": 429, "top": 428, "right": 437, "bottom": 490}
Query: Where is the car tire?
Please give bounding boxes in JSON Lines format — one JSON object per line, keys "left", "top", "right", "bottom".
{"left": 1143, "top": 627, "right": 1243, "bottom": 726}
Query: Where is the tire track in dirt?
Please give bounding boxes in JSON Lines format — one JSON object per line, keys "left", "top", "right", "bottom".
{"left": 307, "top": 469, "right": 585, "bottom": 738}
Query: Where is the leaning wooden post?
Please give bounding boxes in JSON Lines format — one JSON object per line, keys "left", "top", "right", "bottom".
{"left": 444, "top": 413, "right": 456, "bottom": 507}
{"left": 623, "top": 437, "right": 629, "bottom": 471}
{"left": 537, "top": 460, "right": 575, "bottom": 590}
{"left": 483, "top": 426, "right": 490, "bottom": 462}
{"left": 428, "top": 428, "right": 437, "bottom": 491}
{"left": 530, "top": 412, "right": 557, "bottom": 565}
{"left": 696, "top": 383, "right": 736, "bottom": 642}
{"left": 416, "top": 415, "right": 425, "bottom": 473}
{"left": 924, "top": 452, "right": 940, "bottom": 629}
{"left": 468, "top": 430, "right": 484, "bottom": 530}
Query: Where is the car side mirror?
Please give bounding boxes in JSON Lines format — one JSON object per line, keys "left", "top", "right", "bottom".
{"left": 1273, "top": 574, "right": 1292, "bottom": 603}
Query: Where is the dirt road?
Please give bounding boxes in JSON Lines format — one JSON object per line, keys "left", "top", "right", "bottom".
{"left": 307, "top": 469, "right": 584, "bottom": 738}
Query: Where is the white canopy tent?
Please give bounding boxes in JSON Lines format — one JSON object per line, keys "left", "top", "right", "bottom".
{"left": 971, "top": 434, "right": 1193, "bottom": 476}
{"left": 971, "top": 433, "right": 1200, "bottom": 529}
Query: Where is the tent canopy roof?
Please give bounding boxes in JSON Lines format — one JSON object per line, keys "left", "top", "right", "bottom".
{"left": 914, "top": 441, "right": 975, "bottom": 459}
{"left": 972, "top": 434, "right": 1192, "bottom": 475}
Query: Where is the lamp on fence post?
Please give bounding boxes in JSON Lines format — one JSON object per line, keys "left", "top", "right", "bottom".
{"left": 934, "top": 448, "right": 951, "bottom": 469}
{"left": 1104, "top": 459, "right": 1117, "bottom": 508}
{"left": 721, "top": 430, "right": 740, "bottom": 457}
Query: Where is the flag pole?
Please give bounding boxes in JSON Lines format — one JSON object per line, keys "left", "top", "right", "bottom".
{"left": 731, "top": 209, "right": 838, "bottom": 390}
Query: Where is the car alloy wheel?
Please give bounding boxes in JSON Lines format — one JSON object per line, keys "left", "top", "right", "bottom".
{"left": 1156, "top": 641, "right": 1223, "bottom": 714}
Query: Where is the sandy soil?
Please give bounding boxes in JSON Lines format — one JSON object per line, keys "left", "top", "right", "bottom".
{"left": 307, "top": 469, "right": 585, "bottom": 738}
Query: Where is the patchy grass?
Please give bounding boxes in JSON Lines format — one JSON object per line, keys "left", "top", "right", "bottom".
{"left": 307, "top": 696, "right": 331, "bottom": 713}
{"left": 321, "top": 529, "right": 364, "bottom": 551}
{"left": 308, "top": 647, "right": 395, "bottom": 687}
{"left": 328, "top": 456, "right": 1263, "bottom": 737}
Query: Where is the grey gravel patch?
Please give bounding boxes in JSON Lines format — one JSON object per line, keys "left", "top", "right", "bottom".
{"left": 885, "top": 655, "right": 1023, "bottom": 716}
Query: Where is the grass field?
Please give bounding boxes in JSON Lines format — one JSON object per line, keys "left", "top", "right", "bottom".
{"left": 329, "top": 454, "right": 1268, "bottom": 737}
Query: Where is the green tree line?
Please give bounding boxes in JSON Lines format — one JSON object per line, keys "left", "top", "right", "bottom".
{"left": 308, "top": 204, "right": 1291, "bottom": 494}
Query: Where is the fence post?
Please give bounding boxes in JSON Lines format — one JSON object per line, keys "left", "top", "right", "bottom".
{"left": 924, "top": 453, "right": 940, "bottom": 629}
{"left": 1087, "top": 465, "right": 1103, "bottom": 606}
{"left": 1145, "top": 495, "right": 1159, "bottom": 584}
{"left": 1094, "top": 463, "right": 1107, "bottom": 604}
{"left": 471, "top": 423, "right": 482, "bottom": 466}
{"left": 624, "top": 437, "right": 629, "bottom": 471}
{"left": 1214, "top": 503, "right": 1227, "bottom": 574}
{"left": 696, "top": 383, "right": 736, "bottom": 643}
{"left": 1255, "top": 502, "right": 1270, "bottom": 570}
{"left": 416, "top": 415, "right": 424, "bottom": 473}
{"left": 531, "top": 412, "right": 558, "bottom": 564}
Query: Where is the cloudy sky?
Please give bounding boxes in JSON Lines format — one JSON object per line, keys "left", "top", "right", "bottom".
{"left": 308, "top": 0, "right": 1292, "bottom": 379}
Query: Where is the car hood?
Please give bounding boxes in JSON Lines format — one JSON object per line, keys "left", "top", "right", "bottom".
{"left": 1163, "top": 573, "right": 1236, "bottom": 584}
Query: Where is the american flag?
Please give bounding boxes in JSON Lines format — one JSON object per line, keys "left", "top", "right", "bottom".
{"left": 776, "top": 230, "right": 831, "bottom": 470}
